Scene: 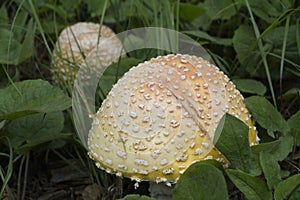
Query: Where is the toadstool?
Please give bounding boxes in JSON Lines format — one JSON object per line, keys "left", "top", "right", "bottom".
{"left": 52, "top": 22, "right": 125, "bottom": 86}
{"left": 87, "top": 54, "right": 258, "bottom": 198}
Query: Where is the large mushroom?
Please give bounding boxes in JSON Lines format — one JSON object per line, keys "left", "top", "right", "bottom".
{"left": 87, "top": 54, "right": 258, "bottom": 198}
{"left": 52, "top": 22, "right": 125, "bottom": 87}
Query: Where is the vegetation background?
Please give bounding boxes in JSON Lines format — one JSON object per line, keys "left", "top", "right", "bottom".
{"left": 0, "top": 0, "right": 299, "bottom": 199}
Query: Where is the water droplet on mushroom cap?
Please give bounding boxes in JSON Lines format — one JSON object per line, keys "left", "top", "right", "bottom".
{"left": 88, "top": 54, "right": 258, "bottom": 183}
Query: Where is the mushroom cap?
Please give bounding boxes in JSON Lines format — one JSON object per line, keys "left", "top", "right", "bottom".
{"left": 52, "top": 22, "right": 124, "bottom": 86}
{"left": 88, "top": 54, "right": 258, "bottom": 184}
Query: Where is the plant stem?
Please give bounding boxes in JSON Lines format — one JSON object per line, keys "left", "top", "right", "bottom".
{"left": 279, "top": 16, "right": 290, "bottom": 110}
{"left": 244, "top": 0, "right": 277, "bottom": 108}
{"left": 21, "top": 152, "right": 30, "bottom": 200}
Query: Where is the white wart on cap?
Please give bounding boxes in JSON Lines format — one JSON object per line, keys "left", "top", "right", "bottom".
{"left": 88, "top": 54, "right": 258, "bottom": 184}
{"left": 52, "top": 22, "right": 124, "bottom": 85}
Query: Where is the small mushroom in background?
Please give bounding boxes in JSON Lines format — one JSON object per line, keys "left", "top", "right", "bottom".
{"left": 51, "top": 22, "right": 125, "bottom": 87}
{"left": 87, "top": 54, "right": 259, "bottom": 199}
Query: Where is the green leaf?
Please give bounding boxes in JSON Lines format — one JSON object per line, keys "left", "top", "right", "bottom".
{"left": 252, "top": 135, "right": 293, "bottom": 161}
{"left": 213, "top": 113, "right": 251, "bottom": 172}
{"left": 183, "top": 30, "right": 232, "bottom": 46}
{"left": 244, "top": 96, "right": 289, "bottom": 137}
{"left": 283, "top": 88, "right": 300, "bottom": 102}
{"left": 86, "top": 0, "right": 110, "bottom": 17}
{"left": 232, "top": 79, "right": 266, "bottom": 96}
{"left": 119, "top": 194, "right": 155, "bottom": 200}
{"left": 0, "top": 79, "right": 71, "bottom": 120}
{"left": 1, "top": 112, "right": 68, "bottom": 153}
{"left": 0, "top": 4, "right": 9, "bottom": 24}
{"left": 98, "top": 58, "right": 142, "bottom": 99}
{"left": 232, "top": 25, "right": 258, "bottom": 66}
{"left": 201, "top": 0, "right": 240, "bottom": 20}
{"left": 173, "top": 162, "right": 228, "bottom": 200}
{"left": 0, "top": 11, "right": 35, "bottom": 65}
{"left": 288, "top": 110, "right": 300, "bottom": 146}
{"left": 226, "top": 169, "right": 272, "bottom": 200}
{"left": 254, "top": 135, "right": 293, "bottom": 190}
{"left": 18, "top": 19, "right": 35, "bottom": 64}
{"left": 249, "top": 147, "right": 262, "bottom": 176}
{"left": 248, "top": 0, "right": 285, "bottom": 24}
{"left": 260, "top": 151, "right": 282, "bottom": 189}
{"left": 275, "top": 174, "right": 300, "bottom": 200}
{"left": 174, "top": 3, "right": 205, "bottom": 22}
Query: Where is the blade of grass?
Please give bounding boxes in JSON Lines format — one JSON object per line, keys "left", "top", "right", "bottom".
{"left": 28, "top": 0, "right": 52, "bottom": 56}
{"left": 21, "top": 152, "right": 29, "bottom": 200}
{"left": 279, "top": 16, "right": 290, "bottom": 110}
{"left": 0, "top": 137, "right": 13, "bottom": 198}
{"left": 3, "top": 0, "right": 26, "bottom": 95}
{"left": 244, "top": 0, "right": 277, "bottom": 108}
{"left": 297, "top": 18, "right": 300, "bottom": 58}
{"left": 17, "top": 154, "right": 25, "bottom": 200}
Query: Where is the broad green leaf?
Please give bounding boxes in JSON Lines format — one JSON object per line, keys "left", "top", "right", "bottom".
{"left": 232, "top": 25, "right": 258, "bottom": 66}
{"left": 98, "top": 58, "right": 142, "bottom": 99}
{"left": 201, "top": 0, "right": 240, "bottom": 20}
{"left": 194, "top": 0, "right": 241, "bottom": 30}
{"left": 0, "top": 11, "right": 35, "bottom": 65}
{"left": 226, "top": 169, "right": 272, "bottom": 200}
{"left": 18, "top": 19, "right": 35, "bottom": 64}
{"left": 288, "top": 110, "right": 300, "bottom": 146}
{"left": 254, "top": 135, "right": 293, "bottom": 190}
{"left": 244, "top": 96, "right": 289, "bottom": 137}
{"left": 252, "top": 135, "right": 293, "bottom": 161}
{"left": 0, "top": 5, "right": 9, "bottom": 24}
{"left": 213, "top": 114, "right": 251, "bottom": 172}
{"left": 173, "top": 162, "right": 228, "bottom": 200}
{"left": 1, "top": 112, "right": 68, "bottom": 153}
{"left": 283, "top": 88, "right": 300, "bottom": 102}
{"left": 260, "top": 151, "right": 282, "bottom": 189}
{"left": 119, "top": 194, "right": 155, "bottom": 200}
{"left": 248, "top": 0, "right": 285, "bottom": 23}
{"left": 0, "top": 79, "right": 71, "bottom": 120}
{"left": 174, "top": 3, "right": 205, "bottom": 22}
{"left": 183, "top": 30, "right": 232, "bottom": 46}
{"left": 275, "top": 174, "right": 300, "bottom": 200}
{"left": 249, "top": 150, "right": 262, "bottom": 176}
{"left": 86, "top": 0, "right": 110, "bottom": 17}
{"left": 232, "top": 79, "right": 266, "bottom": 96}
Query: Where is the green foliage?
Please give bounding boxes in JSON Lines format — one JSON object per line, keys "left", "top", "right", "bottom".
{"left": 0, "top": 0, "right": 299, "bottom": 199}
{"left": 232, "top": 79, "right": 266, "bottom": 96}
{"left": 214, "top": 114, "right": 251, "bottom": 172}
{"left": 245, "top": 96, "right": 289, "bottom": 137}
{"left": 174, "top": 3, "right": 205, "bottom": 22}
{"left": 119, "top": 194, "right": 155, "bottom": 200}
{"left": 226, "top": 169, "right": 272, "bottom": 200}
{"left": 0, "top": 79, "right": 71, "bottom": 120}
{"left": 98, "top": 57, "right": 142, "bottom": 99}
{"left": 173, "top": 161, "right": 228, "bottom": 200}
{"left": 288, "top": 110, "right": 300, "bottom": 146}
{"left": 0, "top": 9, "right": 35, "bottom": 65}
{"left": 274, "top": 174, "right": 300, "bottom": 200}
{"left": 1, "top": 112, "right": 69, "bottom": 153}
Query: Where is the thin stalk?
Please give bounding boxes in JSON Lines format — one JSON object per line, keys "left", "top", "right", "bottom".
{"left": 28, "top": 0, "right": 52, "bottom": 56}
{"left": 0, "top": 137, "right": 13, "bottom": 198}
{"left": 97, "top": 0, "right": 109, "bottom": 48}
{"left": 3, "top": 0, "right": 26, "bottom": 94}
{"left": 244, "top": 0, "right": 277, "bottom": 108}
{"left": 279, "top": 16, "right": 290, "bottom": 110}
{"left": 17, "top": 155, "right": 25, "bottom": 200}
{"left": 21, "top": 152, "right": 30, "bottom": 200}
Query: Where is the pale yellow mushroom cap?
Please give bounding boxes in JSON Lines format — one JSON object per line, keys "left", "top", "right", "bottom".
{"left": 52, "top": 22, "right": 124, "bottom": 86}
{"left": 88, "top": 54, "right": 258, "bottom": 184}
